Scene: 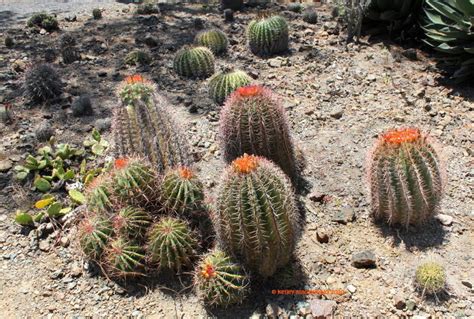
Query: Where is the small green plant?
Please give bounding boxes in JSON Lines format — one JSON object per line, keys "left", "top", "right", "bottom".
{"left": 194, "top": 29, "right": 229, "bottom": 55}
{"left": 103, "top": 237, "right": 145, "bottom": 278}
{"left": 147, "top": 217, "right": 198, "bottom": 272}
{"left": 27, "top": 12, "right": 59, "bottom": 32}
{"left": 173, "top": 46, "right": 215, "bottom": 78}
{"left": 194, "top": 249, "right": 249, "bottom": 307}
{"left": 25, "top": 64, "right": 63, "bottom": 103}
{"left": 124, "top": 50, "right": 151, "bottom": 66}
{"left": 247, "top": 15, "right": 289, "bottom": 56}
{"left": 78, "top": 213, "right": 114, "bottom": 259}
{"left": 208, "top": 69, "right": 252, "bottom": 105}
{"left": 415, "top": 261, "right": 446, "bottom": 296}
{"left": 83, "top": 128, "right": 109, "bottom": 156}
{"left": 92, "top": 8, "right": 102, "bottom": 19}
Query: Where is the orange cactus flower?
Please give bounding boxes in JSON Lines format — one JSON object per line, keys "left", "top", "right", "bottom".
{"left": 232, "top": 154, "right": 259, "bottom": 174}
{"left": 236, "top": 85, "right": 263, "bottom": 97}
{"left": 114, "top": 158, "right": 129, "bottom": 169}
{"left": 200, "top": 263, "right": 216, "bottom": 279}
{"left": 382, "top": 128, "right": 421, "bottom": 145}
{"left": 178, "top": 167, "right": 194, "bottom": 180}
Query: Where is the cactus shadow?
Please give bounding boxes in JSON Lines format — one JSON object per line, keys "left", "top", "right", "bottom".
{"left": 375, "top": 218, "right": 446, "bottom": 251}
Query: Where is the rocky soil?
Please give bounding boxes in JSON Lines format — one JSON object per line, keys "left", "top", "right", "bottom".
{"left": 0, "top": 2, "right": 473, "bottom": 318}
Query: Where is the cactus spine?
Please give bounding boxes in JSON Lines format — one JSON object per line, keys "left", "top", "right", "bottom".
{"left": 103, "top": 237, "right": 145, "bottom": 278}
{"left": 214, "top": 154, "right": 299, "bottom": 277}
{"left": 367, "top": 128, "right": 444, "bottom": 227}
{"left": 114, "top": 75, "right": 192, "bottom": 173}
{"left": 84, "top": 175, "right": 114, "bottom": 214}
{"left": 247, "top": 15, "right": 289, "bottom": 56}
{"left": 173, "top": 46, "right": 215, "bottom": 78}
{"left": 160, "top": 167, "right": 204, "bottom": 214}
{"left": 147, "top": 217, "right": 198, "bottom": 272}
{"left": 194, "top": 29, "right": 229, "bottom": 55}
{"left": 208, "top": 69, "right": 252, "bottom": 105}
{"left": 219, "top": 85, "right": 298, "bottom": 182}
{"left": 195, "top": 249, "right": 249, "bottom": 307}
{"left": 78, "top": 213, "right": 113, "bottom": 259}
{"left": 113, "top": 206, "right": 152, "bottom": 238}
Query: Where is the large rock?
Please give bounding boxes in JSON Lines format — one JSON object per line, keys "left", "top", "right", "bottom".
{"left": 352, "top": 250, "right": 376, "bottom": 268}
{"left": 310, "top": 299, "right": 336, "bottom": 318}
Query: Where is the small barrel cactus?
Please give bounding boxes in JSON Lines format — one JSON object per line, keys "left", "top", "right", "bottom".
{"left": 124, "top": 50, "right": 151, "bottom": 66}
{"left": 214, "top": 154, "right": 299, "bottom": 277}
{"left": 194, "top": 249, "right": 249, "bottom": 307}
{"left": 208, "top": 69, "right": 252, "bottom": 105}
{"left": 367, "top": 128, "right": 444, "bottom": 227}
{"left": 59, "top": 33, "right": 80, "bottom": 64}
{"left": 25, "top": 64, "right": 63, "bottom": 103}
{"left": 103, "top": 237, "right": 145, "bottom": 278}
{"left": 247, "top": 15, "right": 289, "bottom": 56}
{"left": 78, "top": 213, "right": 114, "bottom": 260}
{"left": 113, "top": 206, "right": 152, "bottom": 238}
{"left": 110, "top": 157, "right": 160, "bottom": 208}
{"left": 92, "top": 8, "right": 102, "bottom": 19}
{"left": 173, "top": 46, "right": 215, "bottom": 79}
{"left": 114, "top": 75, "right": 192, "bottom": 173}
{"left": 147, "top": 217, "right": 198, "bottom": 272}
{"left": 194, "top": 29, "right": 229, "bottom": 55}
{"left": 415, "top": 261, "right": 446, "bottom": 295}
{"left": 84, "top": 175, "right": 114, "bottom": 214}
{"left": 219, "top": 85, "right": 298, "bottom": 182}
{"left": 5, "top": 36, "right": 14, "bottom": 48}
{"left": 287, "top": 3, "right": 303, "bottom": 13}
{"left": 303, "top": 9, "right": 318, "bottom": 24}
{"left": 160, "top": 166, "right": 204, "bottom": 214}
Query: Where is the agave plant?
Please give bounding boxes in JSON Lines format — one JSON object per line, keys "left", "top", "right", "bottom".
{"left": 422, "top": 0, "right": 474, "bottom": 82}
{"left": 365, "top": 0, "right": 422, "bottom": 34}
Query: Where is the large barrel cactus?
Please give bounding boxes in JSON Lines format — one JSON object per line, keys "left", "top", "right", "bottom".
{"left": 173, "top": 46, "right": 215, "bottom": 78}
{"left": 367, "top": 128, "right": 444, "bottom": 227}
{"left": 219, "top": 85, "right": 298, "bottom": 183}
{"left": 208, "top": 69, "right": 252, "bottom": 105}
{"left": 214, "top": 154, "right": 299, "bottom": 278}
{"left": 195, "top": 29, "right": 229, "bottom": 55}
{"left": 247, "top": 15, "right": 289, "bottom": 56}
{"left": 194, "top": 249, "right": 249, "bottom": 307}
{"left": 114, "top": 75, "right": 192, "bottom": 173}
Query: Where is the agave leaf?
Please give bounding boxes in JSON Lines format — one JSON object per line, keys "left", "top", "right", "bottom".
{"left": 426, "top": 0, "right": 469, "bottom": 28}
{"left": 454, "top": 0, "right": 474, "bottom": 16}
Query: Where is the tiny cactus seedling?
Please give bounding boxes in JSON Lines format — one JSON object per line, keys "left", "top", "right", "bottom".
{"left": 5, "top": 36, "right": 14, "bottom": 48}
{"left": 25, "top": 64, "right": 63, "bottom": 103}
{"left": 208, "top": 69, "right": 252, "bottom": 105}
{"left": 247, "top": 15, "right": 289, "bottom": 56}
{"left": 114, "top": 76, "right": 192, "bottom": 173}
{"left": 103, "top": 237, "right": 145, "bottom": 278}
{"left": 303, "top": 9, "right": 318, "bottom": 24}
{"left": 367, "top": 128, "right": 444, "bottom": 227}
{"left": 194, "top": 29, "right": 229, "bottom": 55}
{"left": 160, "top": 166, "right": 204, "bottom": 214}
{"left": 219, "top": 85, "right": 298, "bottom": 182}
{"left": 27, "top": 12, "right": 59, "bottom": 32}
{"left": 78, "top": 213, "right": 114, "bottom": 260}
{"left": 194, "top": 249, "right": 249, "bottom": 307}
{"left": 59, "top": 33, "right": 80, "bottom": 64}
{"left": 415, "top": 261, "right": 446, "bottom": 296}
{"left": 287, "top": 3, "right": 303, "bottom": 13}
{"left": 214, "top": 154, "right": 299, "bottom": 277}
{"left": 92, "top": 8, "right": 102, "bottom": 19}
{"left": 113, "top": 206, "right": 152, "bottom": 238}
{"left": 147, "top": 217, "right": 198, "bottom": 272}
{"left": 173, "top": 46, "right": 215, "bottom": 79}
{"left": 85, "top": 174, "right": 114, "bottom": 214}
{"left": 124, "top": 50, "right": 151, "bottom": 66}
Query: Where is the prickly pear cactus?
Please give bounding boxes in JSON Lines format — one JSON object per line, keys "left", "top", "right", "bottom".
{"left": 219, "top": 85, "right": 298, "bottom": 182}
{"left": 113, "top": 206, "right": 152, "bottom": 238}
{"left": 114, "top": 75, "right": 192, "bottom": 173}
{"left": 214, "top": 154, "right": 299, "bottom": 278}
{"left": 194, "top": 249, "right": 249, "bottom": 307}
{"left": 195, "top": 29, "right": 229, "bottom": 55}
{"left": 208, "top": 69, "right": 252, "bottom": 105}
{"left": 247, "top": 15, "right": 289, "bottom": 56}
{"left": 367, "top": 128, "right": 444, "bottom": 227}
{"left": 160, "top": 167, "right": 204, "bottom": 214}
{"left": 103, "top": 237, "right": 145, "bottom": 278}
{"left": 147, "top": 217, "right": 198, "bottom": 272}
{"left": 78, "top": 213, "right": 114, "bottom": 259}
{"left": 173, "top": 46, "right": 215, "bottom": 78}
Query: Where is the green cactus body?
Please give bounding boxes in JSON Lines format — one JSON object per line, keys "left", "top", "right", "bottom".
{"left": 208, "top": 70, "right": 252, "bottom": 105}
{"left": 25, "top": 64, "right": 63, "bottom": 103}
{"left": 27, "top": 12, "right": 59, "bottom": 32}
{"left": 367, "top": 128, "right": 444, "bottom": 227}
{"left": 195, "top": 249, "right": 249, "bottom": 307}
{"left": 214, "top": 154, "right": 299, "bottom": 278}
{"left": 113, "top": 206, "right": 152, "bottom": 238}
{"left": 195, "top": 29, "right": 228, "bottom": 55}
{"left": 247, "top": 15, "right": 289, "bottom": 56}
{"left": 415, "top": 261, "right": 446, "bottom": 295}
{"left": 85, "top": 175, "right": 114, "bottom": 214}
{"left": 78, "top": 213, "right": 113, "bottom": 259}
{"left": 147, "top": 217, "right": 198, "bottom": 272}
{"left": 114, "top": 75, "right": 192, "bottom": 173}
{"left": 160, "top": 167, "right": 204, "bottom": 214}
{"left": 303, "top": 9, "right": 318, "bottom": 24}
{"left": 124, "top": 50, "right": 151, "bottom": 66}
{"left": 219, "top": 85, "right": 298, "bottom": 183}
{"left": 103, "top": 237, "right": 145, "bottom": 278}
{"left": 173, "top": 46, "right": 215, "bottom": 78}
{"left": 92, "top": 8, "right": 102, "bottom": 19}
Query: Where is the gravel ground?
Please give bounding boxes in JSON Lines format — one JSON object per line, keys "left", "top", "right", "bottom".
{"left": 0, "top": 2, "right": 473, "bottom": 318}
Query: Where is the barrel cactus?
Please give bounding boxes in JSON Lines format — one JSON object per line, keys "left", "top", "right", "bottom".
{"left": 103, "top": 237, "right": 145, "bottom": 278}
{"left": 415, "top": 261, "right": 446, "bottom": 296}
{"left": 113, "top": 206, "right": 152, "bottom": 238}
{"left": 147, "top": 217, "right": 198, "bottom": 272}
{"left": 214, "top": 154, "right": 299, "bottom": 277}
{"left": 25, "top": 64, "right": 63, "bottom": 103}
{"left": 208, "top": 69, "right": 252, "bottom": 105}
{"left": 194, "top": 249, "right": 249, "bottom": 307}
{"left": 84, "top": 175, "right": 114, "bottom": 214}
{"left": 195, "top": 29, "right": 228, "bottom": 55}
{"left": 367, "top": 128, "right": 444, "bottom": 227}
{"left": 114, "top": 75, "right": 192, "bottom": 173}
{"left": 160, "top": 167, "right": 204, "bottom": 214}
{"left": 247, "top": 15, "right": 289, "bottom": 56}
{"left": 92, "top": 8, "right": 102, "bottom": 19}
{"left": 59, "top": 33, "right": 80, "bottom": 64}
{"left": 219, "top": 85, "right": 298, "bottom": 183}
{"left": 78, "top": 213, "right": 114, "bottom": 260}
{"left": 173, "top": 46, "right": 215, "bottom": 78}
{"left": 303, "top": 9, "right": 318, "bottom": 24}
{"left": 124, "top": 50, "right": 151, "bottom": 66}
